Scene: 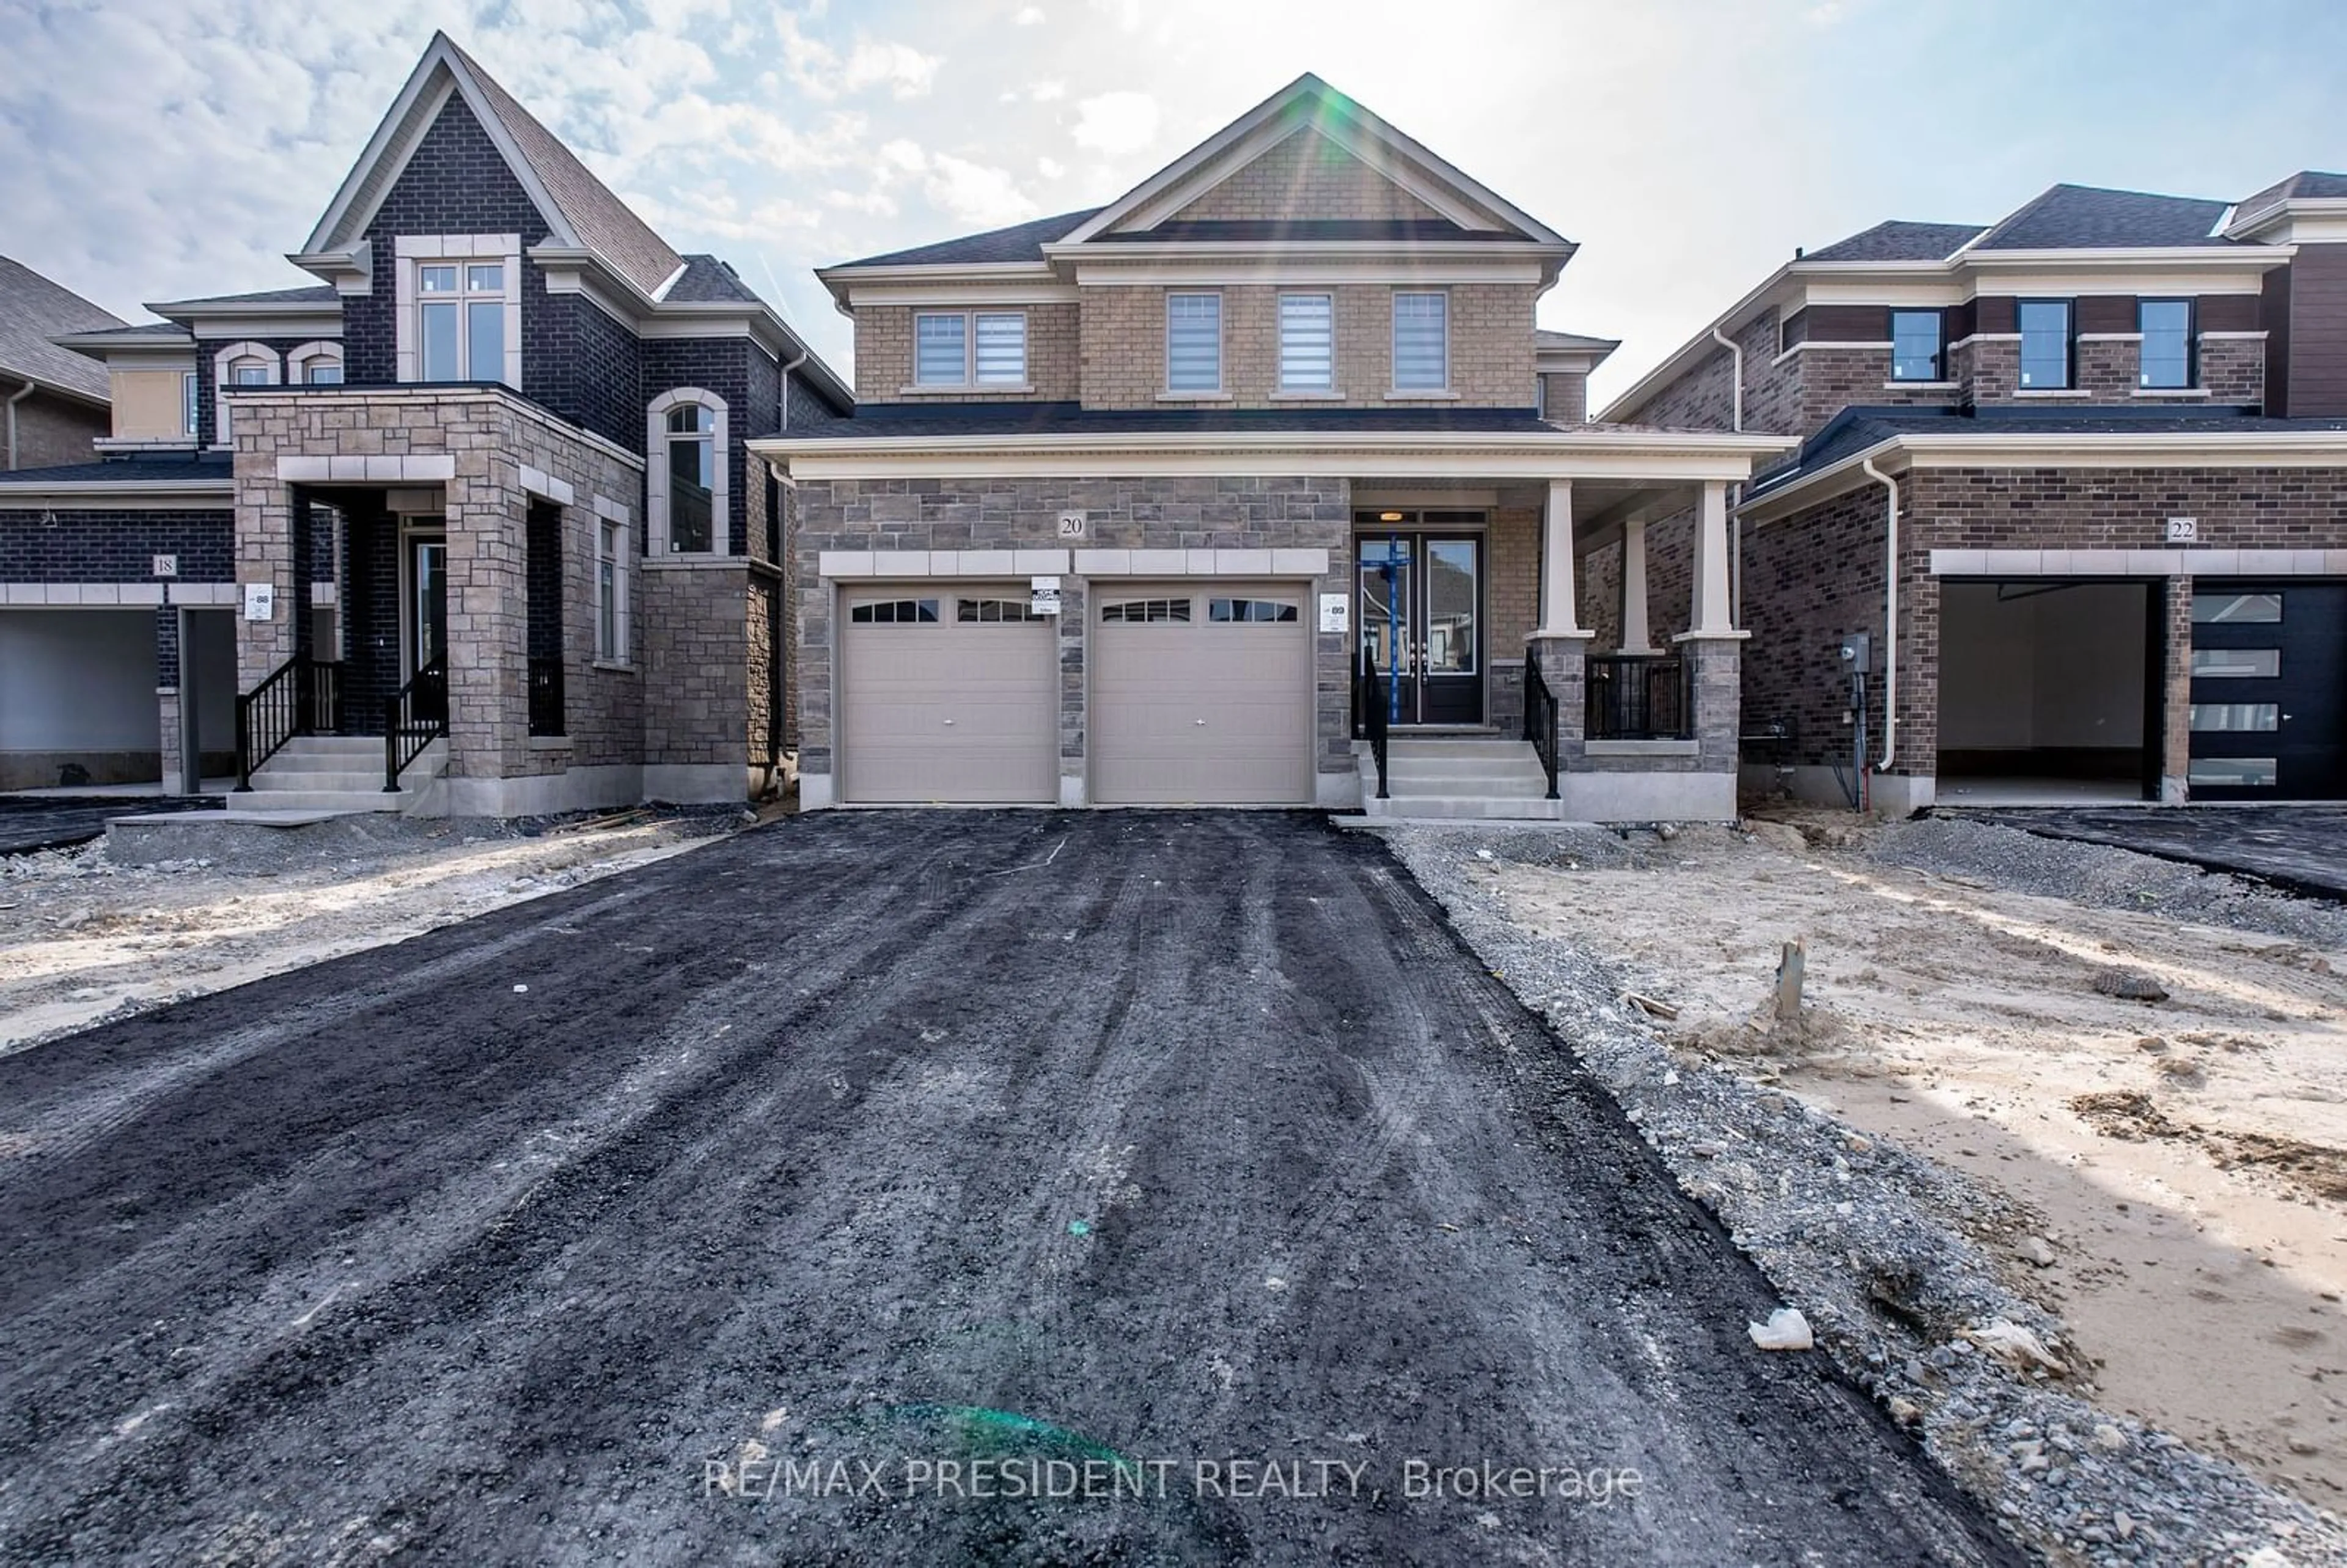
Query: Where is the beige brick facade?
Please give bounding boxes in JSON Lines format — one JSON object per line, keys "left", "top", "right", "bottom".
{"left": 1077, "top": 282, "right": 1537, "bottom": 409}
{"left": 854, "top": 301, "right": 1081, "bottom": 401}
{"left": 1160, "top": 130, "right": 1449, "bottom": 225}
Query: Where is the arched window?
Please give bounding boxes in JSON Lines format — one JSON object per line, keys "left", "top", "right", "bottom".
{"left": 647, "top": 389, "right": 729, "bottom": 556}
{"left": 287, "top": 340, "right": 345, "bottom": 386}
{"left": 213, "top": 341, "right": 280, "bottom": 448}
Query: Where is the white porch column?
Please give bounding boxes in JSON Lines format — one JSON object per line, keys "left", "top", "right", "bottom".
{"left": 1620, "top": 517, "right": 1655, "bottom": 653}
{"left": 1536, "top": 478, "right": 1582, "bottom": 636}
{"left": 1687, "top": 479, "right": 1735, "bottom": 637}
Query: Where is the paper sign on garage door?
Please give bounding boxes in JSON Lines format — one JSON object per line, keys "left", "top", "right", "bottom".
{"left": 1030, "top": 576, "right": 1062, "bottom": 616}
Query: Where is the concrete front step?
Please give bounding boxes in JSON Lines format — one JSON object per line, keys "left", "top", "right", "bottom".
{"left": 1360, "top": 793, "right": 1565, "bottom": 820}
{"left": 226, "top": 788, "right": 412, "bottom": 813}
{"left": 250, "top": 769, "right": 389, "bottom": 792}
{"left": 273, "top": 736, "right": 386, "bottom": 755}
{"left": 1383, "top": 736, "right": 1532, "bottom": 759}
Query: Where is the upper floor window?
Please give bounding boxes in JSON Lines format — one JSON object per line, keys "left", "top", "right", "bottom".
{"left": 2017, "top": 299, "right": 2073, "bottom": 390}
{"left": 647, "top": 389, "right": 730, "bottom": 556}
{"left": 394, "top": 236, "right": 520, "bottom": 387}
{"left": 288, "top": 341, "right": 344, "bottom": 386}
{"left": 597, "top": 513, "right": 629, "bottom": 662}
{"left": 1166, "top": 293, "right": 1222, "bottom": 392}
{"left": 2139, "top": 298, "right": 2195, "bottom": 389}
{"left": 1890, "top": 310, "right": 1944, "bottom": 382}
{"left": 420, "top": 263, "right": 506, "bottom": 380}
{"left": 1391, "top": 292, "right": 1449, "bottom": 391}
{"left": 1279, "top": 293, "right": 1334, "bottom": 392}
{"left": 913, "top": 310, "right": 1026, "bottom": 387}
{"left": 213, "top": 342, "right": 279, "bottom": 447}
{"left": 182, "top": 372, "right": 198, "bottom": 437}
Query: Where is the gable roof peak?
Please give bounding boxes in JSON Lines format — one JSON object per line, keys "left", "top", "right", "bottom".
{"left": 299, "top": 32, "right": 683, "bottom": 298}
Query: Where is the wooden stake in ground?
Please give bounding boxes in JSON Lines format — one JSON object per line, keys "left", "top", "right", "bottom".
{"left": 1776, "top": 939, "right": 1807, "bottom": 1021}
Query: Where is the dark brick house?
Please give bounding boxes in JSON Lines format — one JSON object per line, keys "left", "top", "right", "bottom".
{"left": 1602, "top": 178, "right": 2347, "bottom": 810}
{"left": 0, "top": 32, "right": 849, "bottom": 811}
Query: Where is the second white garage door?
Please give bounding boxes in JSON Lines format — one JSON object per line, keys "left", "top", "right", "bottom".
{"left": 839, "top": 585, "right": 1057, "bottom": 804}
{"left": 1091, "top": 582, "right": 1313, "bottom": 805}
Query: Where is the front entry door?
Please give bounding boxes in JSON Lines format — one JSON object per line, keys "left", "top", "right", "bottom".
{"left": 1356, "top": 530, "right": 1483, "bottom": 725}
{"left": 406, "top": 533, "right": 449, "bottom": 723}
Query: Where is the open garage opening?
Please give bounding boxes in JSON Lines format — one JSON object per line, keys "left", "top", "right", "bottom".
{"left": 1935, "top": 579, "right": 2158, "bottom": 805}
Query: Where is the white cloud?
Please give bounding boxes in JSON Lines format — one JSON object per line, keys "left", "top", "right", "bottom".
{"left": 923, "top": 155, "right": 1037, "bottom": 225}
{"left": 1037, "top": 155, "right": 1066, "bottom": 180}
{"left": 1070, "top": 90, "right": 1158, "bottom": 156}
{"left": 842, "top": 39, "right": 942, "bottom": 98}
{"left": 1029, "top": 79, "right": 1067, "bottom": 103}
{"left": 1014, "top": 4, "right": 1046, "bottom": 23}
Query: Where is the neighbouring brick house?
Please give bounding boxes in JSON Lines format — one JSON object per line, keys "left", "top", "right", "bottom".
{"left": 756, "top": 75, "right": 1788, "bottom": 819}
{"left": 1602, "top": 178, "right": 2347, "bottom": 809}
{"left": 0, "top": 32, "right": 848, "bottom": 810}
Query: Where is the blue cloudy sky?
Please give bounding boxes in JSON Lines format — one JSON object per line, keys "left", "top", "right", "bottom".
{"left": 2, "top": 0, "right": 2341, "bottom": 405}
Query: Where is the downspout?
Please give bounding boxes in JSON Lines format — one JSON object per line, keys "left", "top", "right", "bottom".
{"left": 1860, "top": 456, "right": 1899, "bottom": 774}
{"left": 768, "top": 345, "right": 812, "bottom": 793}
{"left": 1709, "top": 326, "right": 1743, "bottom": 433}
{"left": 6, "top": 380, "right": 35, "bottom": 471}
{"left": 778, "top": 346, "right": 809, "bottom": 430}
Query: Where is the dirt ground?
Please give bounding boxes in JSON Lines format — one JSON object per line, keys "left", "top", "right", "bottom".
{"left": 0, "top": 811, "right": 2013, "bottom": 1565}
{"left": 0, "top": 810, "right": 750, "bottom": 1057}
{"left": 1476, "top": 808, "right": 2347, "bottom": 1512}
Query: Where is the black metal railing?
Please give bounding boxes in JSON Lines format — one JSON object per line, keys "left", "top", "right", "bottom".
{"left": 1351, "top": 644, "right": 1389, "bottom": 800}
{"left": 1522, "top": 658, "right": 1561, "bottom": 798}
{"left": 527, "top": 657, "right": 565, "bottom": 738}
{"left": 384, "top": 656, "right": 448, "bottom": 791}
{"left": 1585, "top": 654, "right": 1690, "bottom": 741}
{"left": 235, "top": 653, "right": 343, "bottom": 789}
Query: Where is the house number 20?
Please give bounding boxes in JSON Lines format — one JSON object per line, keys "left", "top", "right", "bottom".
{"left": 1057, "top": 511, "right": 1087, "bottom": 539}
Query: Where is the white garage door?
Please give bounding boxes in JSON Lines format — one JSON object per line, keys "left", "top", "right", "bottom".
{"left": 1092, "top": 582, "right": 1313, "bottom": 805}
{"left": 838, "top": 585, "right": 1057, "bottom": 804}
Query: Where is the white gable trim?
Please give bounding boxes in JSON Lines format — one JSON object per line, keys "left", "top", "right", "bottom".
{"left": 1056, "top": 75, "right": 1568, "bottom": 250}
{"left": 300, "top": 35, "right": 577, "bottom": 262}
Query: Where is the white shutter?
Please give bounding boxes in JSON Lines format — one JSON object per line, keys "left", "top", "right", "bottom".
{"left": 1166, "top": 293, "right": 1222, "bottom": 391}
{"left": 1279, "top": 293, "right": 1334, "bottom": 390}
{"left": 915, "top": 313, "right": 967, "bottom": 384}
{"left": 1392, "top": 292, "right": 1447, "bottom": 390}
{"left": 974, "top": 313, "right": 1026, "bottom": 384}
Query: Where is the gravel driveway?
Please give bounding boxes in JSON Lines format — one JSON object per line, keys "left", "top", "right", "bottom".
{"left": 0, "top": 811, "right": 2015, "bottom": 1564}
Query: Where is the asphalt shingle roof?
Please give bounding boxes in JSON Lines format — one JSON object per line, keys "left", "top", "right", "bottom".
{"left": 1091, "top": 219, "right": 1507, "bottom": 244}
{"left": 1974, "top": 184, "right": 2233, "bottom": 251}
{"left": 443, "top": 37, "right": 685, "bottom": 296}
{"left": 835, "top": 210, "right": 1101, "bottom": 269}
{"left": 1753, "top": 405, "right": 2347, "bottom": 494}
{"left": 779, "top": 401, "right": 1550, "bottom": 441}
{"left": 150, "top": 284, "right": 340, "bottom": 313}
{"left": 0, "top": 452, "right": 232, "bottom": 486}
{"left": 664, "top": 255, "right": 762, "bottom": 304}
{"left": 2236, "top": 170, "right": 2347, "bottom": 227}
{"left": 1803, "top": 221, "right": 1986, "bottom": 264}
{"left": 0, "top": 256, "right": 123, "bottom": 401}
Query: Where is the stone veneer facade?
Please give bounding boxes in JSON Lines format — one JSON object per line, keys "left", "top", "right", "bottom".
{"left": 792, "top": 476, "right": 1356, "bottom": 803}
{"left": 229, "top": 386, "right": 755, "bottom": 812}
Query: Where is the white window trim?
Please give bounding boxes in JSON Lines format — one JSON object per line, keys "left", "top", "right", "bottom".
{"left": 647, "top": 387, "right": 730, "bottom": 558}
{"left": 596, "top": 511, "right": 632, "bottom": 662}
{"left": 1163, "top": 291, "right": 1225, "bottom": 398}
{"left": 393, "top": 233, "right": 522, "bottom": 387}
{"left": 1389, "top": 289, "right": 1451, "bottom": 397}
{"left": 287, "top": 340, "right": 346, "bottom": 385}
{"left": 1277, "top": 291, "right": 1337, "bottom": 394}
{"left": 211, "top": 340, "right": 281, "bottom": 450}
{"left": 904, "top": 308, "right": 1030, "bottom": 394}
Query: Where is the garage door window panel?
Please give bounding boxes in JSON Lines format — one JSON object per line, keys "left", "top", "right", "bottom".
{"left": 958, "top": 598, "right": 1046, "bottom": 623}
{"left": 849, "top": 599, "right": 941, "bottom": 624}
{"left": 1210, "top": 598, "right": 1298, "bottom": 623}
{"left": 1101, "top": 598, "right": 1191, "bottom": 623}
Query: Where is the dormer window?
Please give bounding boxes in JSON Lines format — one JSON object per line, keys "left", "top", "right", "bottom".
{"left": 2139, "top": 299, "right": 2195, "bottom": 389}
{"left": 393, "top": 236, "right": 521, "bottom": 387}
{"left": 288, "top": 341, "right": 345, "bottom": 386}
{"left": 1890, "top": 310, "right": 1944, "bottom": 382}
{"left": 913, "top": 310, "right": 1026, "bottom": 389}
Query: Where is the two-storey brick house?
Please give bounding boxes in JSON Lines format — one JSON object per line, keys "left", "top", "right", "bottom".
{"left": 1604, "top": 180, "right": 2347, "bottom": 810}
{"left": 0, "top": 33, "right": 850, "bottom": 811}
{"left": 756, "top": 75, "right": 1789, "bottom": 818}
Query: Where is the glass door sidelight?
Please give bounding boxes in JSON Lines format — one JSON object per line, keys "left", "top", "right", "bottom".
{"left": 406, "top": 532, "right": 449, "bottom": 724}
{"left": 1354, "top": 515, "right": 1485, "bottom": 726}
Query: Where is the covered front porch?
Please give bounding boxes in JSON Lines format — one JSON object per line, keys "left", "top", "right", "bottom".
{"left": 222, "top": 386, "right": 647, "bottom": 817}
{"left": 1351, "top": 472, "right": 1757, "bottom": 822}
